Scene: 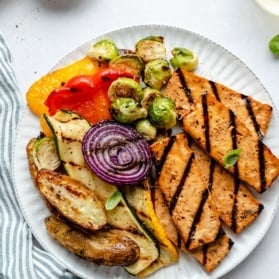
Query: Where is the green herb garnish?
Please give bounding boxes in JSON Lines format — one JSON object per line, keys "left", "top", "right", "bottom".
{"left": 105, "top": 190, "right": 122, "bottom": 210}
{"left": 269, "top": 34, "right": 279, "bottom": 57}
{"left": 223, "top": 148, "right": 242, "bottom": 168}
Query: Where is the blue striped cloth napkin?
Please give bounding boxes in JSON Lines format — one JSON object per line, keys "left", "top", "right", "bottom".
{"left": 0, "top": 33, "right": 77, "bottom": 279}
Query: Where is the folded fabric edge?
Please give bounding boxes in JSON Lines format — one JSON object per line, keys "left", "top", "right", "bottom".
{"left": 0, "top": 32, "right": 76, "bottom": 279}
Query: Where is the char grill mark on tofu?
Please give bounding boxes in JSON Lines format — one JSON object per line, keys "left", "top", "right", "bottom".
{"left": 154, "top": 135, "right": 176, "bottom": 175}
{"left": 240, "top": 94, "right": 264, "bottom": 140}
{"left": 228, "top": 109, "right": 241, "bottom": 231}
{"left": 208, "top": 80, "right": 221, "bottom": 101}
{"left": 169, "top": 152, "right": 194, "bottom": 214}
{"left": 177, "top": 69, "right": 194, "bottom": 104}
{"left": 201, "top": 93, "right": 211, "bottom": 153}
{"left": 165, "top": 69, "right": 279, "bottom": 193}
{"left": 151, "top": 134, "right": 223, "bottom": 251}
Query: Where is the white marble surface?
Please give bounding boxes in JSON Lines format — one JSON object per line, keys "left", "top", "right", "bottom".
{"left": 1, "top": 0, "right": 279, "bottom": 278}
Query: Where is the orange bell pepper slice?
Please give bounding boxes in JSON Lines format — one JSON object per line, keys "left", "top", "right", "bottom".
{"left": 26, "top": 57, "right": 103, "bottom": 117}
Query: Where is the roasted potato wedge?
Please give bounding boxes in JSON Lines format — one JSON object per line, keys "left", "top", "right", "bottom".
{"left": 37, "top": 169, "right": 106, "bottom": 231}
{"left": 45, "top": 215, "right": 140, "bottom": 266}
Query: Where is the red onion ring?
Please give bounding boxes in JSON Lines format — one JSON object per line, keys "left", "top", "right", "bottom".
{"left": 82, "top": 120, "right": 153, "bottom": 185}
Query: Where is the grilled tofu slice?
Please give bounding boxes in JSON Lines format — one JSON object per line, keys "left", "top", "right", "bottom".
{"left": 150, "top": 133, "right": 223, "bottom": 250}
{"left": 165, "top": 71, "right": 279, "bottom": 193}
{"left": 164, "top": 70, "right": 265, "bottom": 231}
{"left": 190, "top": 139, "right": 264, "bottom": 233}
{"left": 168, "top": 69, "right": 272, "bottom": 139}
{"left": 189, "top": 234, "right": 234, "bottom": 272}
{"left": 45, "top": 215, "right": 140, "bottom": 266}
{"left": 37, "top": 169, "right": 107, "bottom": 231}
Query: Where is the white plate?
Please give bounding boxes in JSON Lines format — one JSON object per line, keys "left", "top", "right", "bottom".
{"left": 12, "top": 24, "right": 279, "bottom": 279}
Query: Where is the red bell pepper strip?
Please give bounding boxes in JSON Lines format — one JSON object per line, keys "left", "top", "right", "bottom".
{"left": 44, "top": 68, "right": 135, "bottom": 125}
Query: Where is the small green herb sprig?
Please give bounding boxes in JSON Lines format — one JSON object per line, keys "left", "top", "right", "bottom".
{"left": 105, "top": 190, "right": 122, "bottom": 210}
{"left": 223, "top": 148, "right": 243, "bottom": 169}
{"left": 269, "top": 34, "right": 279, "bottom": 57}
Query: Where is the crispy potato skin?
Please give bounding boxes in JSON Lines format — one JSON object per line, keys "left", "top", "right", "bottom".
{"left": 45, "top": 215, "right": 140, "bottom": 266}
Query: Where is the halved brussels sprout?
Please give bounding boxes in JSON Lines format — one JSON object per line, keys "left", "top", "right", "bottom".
{"left": 135, "top": 119, "right": 157, "bottom": 141}
{"left": 170, "top": 47, "right": 198, "bottom": 71}
{"left": 109, "top": 54, "right": 144, "bottom": 79}
{"left": 88, "top": 39, "right": 119, "bottom": 62}
{"left": 33, "top": 136, "right": 60, "bottom": 171}
{"left": 135, "top": 36, "right": 166, "bottom": 62}
{"left": 110, "top": 97, "right": 147, "bottom": 124}
{"left": 140, "top": 87, "right": 162, "bottom": 110}
{"left": 108, "top": 77, "right": 143, "bottom": 102}
{"left": 143, "top": 59, "right": 172, "bottom": 90}
{"left": 148, "top": 96, "right": 177, "bottom": 129}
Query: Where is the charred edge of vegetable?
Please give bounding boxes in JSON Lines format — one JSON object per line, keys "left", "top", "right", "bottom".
{"left": 34, "top": 132, "right": 66, "bottom": 174}
{"left": 109, "top": 54, "right": 144, "bottom": 79}
{"left": 119, "top": 188, "right": 160, "bottom": 252}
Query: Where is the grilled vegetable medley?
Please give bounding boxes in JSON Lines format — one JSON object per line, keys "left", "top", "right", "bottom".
{"left": 25, "top": 35, "right": 279, "bottom": 277}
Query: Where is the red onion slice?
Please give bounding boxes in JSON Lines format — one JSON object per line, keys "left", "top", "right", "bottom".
{"left": 82, "top": 120, "right": 153, "bottom": 185}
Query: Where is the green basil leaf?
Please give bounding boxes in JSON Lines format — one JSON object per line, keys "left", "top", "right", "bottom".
{"left": 269, "top": 34, "right": 279, "bottom": 57}
{"left": 105, "top": 190, "right": 122, "bottom": 210}
{"left": 223, "top": 148, "right": 242, "bottom": 168}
